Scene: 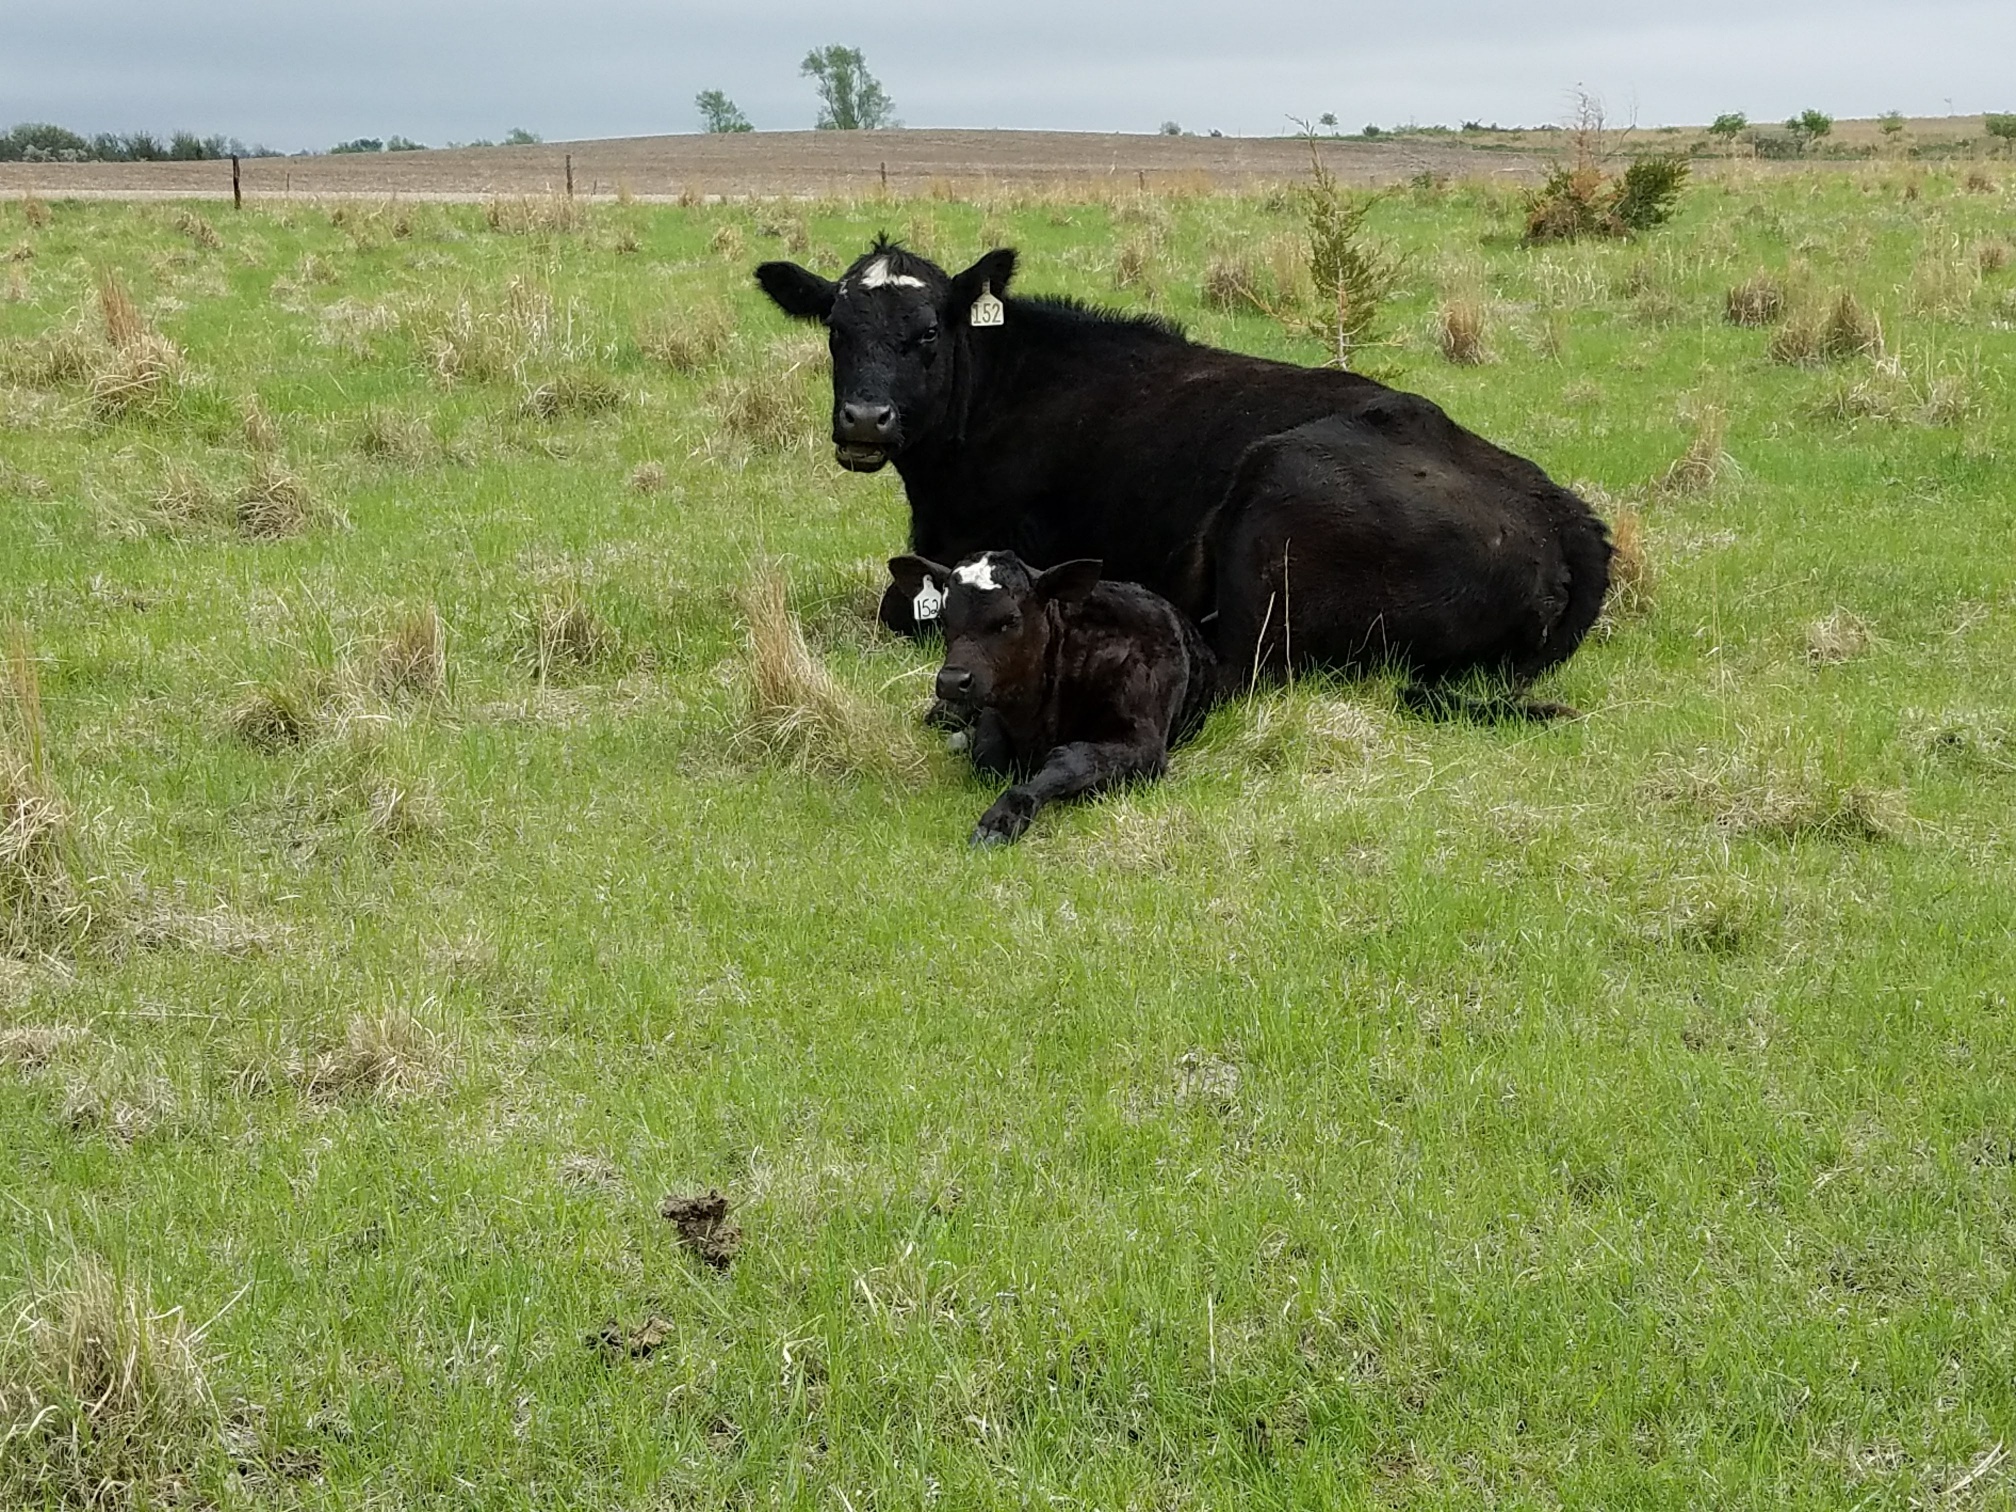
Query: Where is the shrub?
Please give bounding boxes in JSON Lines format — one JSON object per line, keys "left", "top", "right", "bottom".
{"left": 1986, "top": 114, "right": 2016, "bottom": 152}
{"left": 1524, "top": 156, "right": 1688, "bottom": 244}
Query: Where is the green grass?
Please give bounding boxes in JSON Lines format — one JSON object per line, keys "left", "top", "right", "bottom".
{"left": 2, "top": 167, "right": 2014, "bottom": 1507}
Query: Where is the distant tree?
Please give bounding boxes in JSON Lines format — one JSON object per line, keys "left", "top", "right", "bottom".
{"left": 1986, "top": 114, "right": 2016, "bottom": 153}
{"left": 1318, "top": 112, "right": 1338, "bottom": 134}
{"left": 503, "top": 127, "right": 542, "bottom": 145}
{"left": 1709, "top": 112, "right": 1747, "bottom": 140}
{"left": 385, "top": 135, "right": 425, "bottom": 152}
{"left": 801, "top": 45, "right": 895, "bottom": 131}
{"left": 1786, "top": 109, "right": 1833, "bottom": 151}
{"left": 1878, "top": 111, "right": 1907, "bottom": 139}
{"left": 330, "top": 137, "right": 383, "bottom": 154}
{"left": 125, "top": 132, "right": 165, "bottom": 161}
{"left": 696, "top": 90, "right": 753, "bottom": 133}
{"left": 1159, "top": 121, "right": 1182, "bottom": 136}
{"left": 1361, "top": 124, "right": 1382, "bottom": 139}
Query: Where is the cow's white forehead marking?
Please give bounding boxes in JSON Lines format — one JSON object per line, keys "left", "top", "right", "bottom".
{"left": 953, "top": 556, "right": 1001, "bottom": 591}
{"left": 856, "top": 257, "right": 926, "bottom": 291}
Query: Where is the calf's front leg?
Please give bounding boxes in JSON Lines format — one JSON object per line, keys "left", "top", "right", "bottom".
{"left": 971, "top": 737, "right": 1167, "bottom": 847}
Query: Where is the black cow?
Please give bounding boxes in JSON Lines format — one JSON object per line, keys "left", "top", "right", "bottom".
{"left": 888, "top": 550, "right": 1216, "bottom": 845}
{"left": 757, "top": 239, "right": 1611, "bottom": 715}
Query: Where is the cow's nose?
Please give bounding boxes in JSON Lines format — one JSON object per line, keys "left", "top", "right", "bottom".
{"left": 935, "top": 666, "right": 974, "bottom": 703}
{"left": 837, "top": 401, "right": 896, "bottom": 443}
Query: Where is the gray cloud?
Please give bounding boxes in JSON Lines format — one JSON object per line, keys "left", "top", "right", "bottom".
{"left": 2, "top": 1, "right": 2007, "bottom": 150}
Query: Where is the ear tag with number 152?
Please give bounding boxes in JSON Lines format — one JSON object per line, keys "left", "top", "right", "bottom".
{"left": 912, "top": 574, "right": 944, "bottom": 623}
{"left": 969, "top": 281, "right": 1004, "bottom": 328}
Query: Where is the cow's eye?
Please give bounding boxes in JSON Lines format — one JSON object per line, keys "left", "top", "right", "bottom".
{"left": 918, "top": 326, "right": 938, "bottom": 345}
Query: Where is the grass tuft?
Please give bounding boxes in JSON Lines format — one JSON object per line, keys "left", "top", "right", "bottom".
{"left": 0, "top": 1255, "right": 218, "bottom": 1509}
{"left": 1656, "top": 754, "right": 1903, "bottom": 842}
{"left": 371, "top": 607, "right": 448, "bottom": 699}
{"left": 515, "top": 587, "right": 619, "bottom": 681}
{"left": 1603, "top": 507, "right": 1654, "bottom": 621}
{"left": 3, "top": 632, "right": 94, "bottom": 959}
{"left": 1659, "top": 404, "right": 1735, "bottom": 494}
{"left": 1432, "top": 297, "right": 1490, "bottom": 364}
{"left": 521, "top": 366, "right": 623, "bottom": 419}
{"left": 636, "top": 306, "right": 732, "bottom": 372}
{"left": 627, "top": 460, "right": 667, "bottom": 494}
{"left": 293, "top": 1007, "right": 447, "bottom": 1100}
{"left": 234, "top": 457, "right": 315, "bottom": 539}
{"left": 733, "top": 564, "right": 925, "bottom": 779}
{"left": 1806, "top": 607, "right": 1871, "bottom": 665}
{"left": 1724, "top": 273, "right": 1785, "bottom": 326}
{"left": 708, "top": 368, "right": 808, "bottom": 452}
{"left": 229, "top": 676, "right": 323, "bottom": 750}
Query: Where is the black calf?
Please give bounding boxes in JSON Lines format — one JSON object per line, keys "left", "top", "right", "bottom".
{"left": 888, "top": 551, "right": 1216, "bottom": 845}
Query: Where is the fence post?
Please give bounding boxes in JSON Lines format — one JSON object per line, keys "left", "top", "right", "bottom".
{"left": 231, "top": 155, "right": 242, "bottom": 210}
{"left": 565, "top": 153, "right": 574, "bottom": 198}
{"left": 880, "top": 160, "right": 887, "bottom": 191}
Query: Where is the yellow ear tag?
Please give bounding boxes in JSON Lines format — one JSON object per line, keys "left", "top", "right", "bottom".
{"left": 969, "top": 280, "right": 1005, "bottom": 327}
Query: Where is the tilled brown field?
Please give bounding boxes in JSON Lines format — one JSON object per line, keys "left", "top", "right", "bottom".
{"left": 0, "top": 127, "right": 1554, "bottom": 201}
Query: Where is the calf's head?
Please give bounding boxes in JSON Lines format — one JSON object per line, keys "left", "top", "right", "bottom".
{"left": 888, "top": 551, "right": 1103, "bottom": 712}
{"left": 756, "top": 239, "right": 1016, "bottom": 472}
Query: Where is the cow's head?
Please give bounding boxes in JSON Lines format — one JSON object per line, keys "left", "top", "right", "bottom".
{"left": 888, "top": 550, "right": 1102, "bottom": 713}
{"left": 756, "top": 239, "right": 1016, "bottom": 472}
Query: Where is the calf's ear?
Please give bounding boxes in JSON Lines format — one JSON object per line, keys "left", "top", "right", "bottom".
{"left": 755, "top": 261, "right": 837, "bottom": 320}
{"left": 1034, "top": 558, "right": 1102, "bottom": 605}
{"left": 888, "top": 554, "right": 954, "bottom": 594}
{"left": 950, "top": 248, "right": 1017, "bottom": 308}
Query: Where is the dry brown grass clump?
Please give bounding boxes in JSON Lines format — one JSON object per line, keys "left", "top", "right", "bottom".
{"left": 233, "top": 457, "right": 314, "bottom": 538}
{"left": 3, "top": 634, "right": 93, "bottom": 959}
{"left": 293, "top": 1007, "right": 447, "bottom": 1100}
{"left": 1805, "top": 607, "right": 1871, "bottom": 665}
{"left": 172, "top": 208, "right": 221, "bottom": 250}
{"left": 733, "top": 565, "right": 924, "bottom": 779}
{"left": 87, "top": 272, "right": 183, "bottom": 418}
{"left": 709, "top": 223, "right": 745, "bottom": 261}
{"left": 1724, "top": 273, "right": 1785, "bottom": 326}
{"left": 1603, "top": 508, "right": 1654, "bottom": 620}
{"left": 239, "top": 394, "right": 280, "bottom": 454}
{"left": 516, "top": 586, "right": 619, "bottom": 681}
{"left": 371, "top": 607, "right": 447, "bottom": 699}
{"left": 628, "top": 460, "right": 667, "bottom": 494}
{"left": 0, "top": 1022, "right": 92, "bottom": 1070}
{"left": 1659, "top": 404, "right": 1735, "bottom": 494}
{"left": 1113, "top": 236, "right": 1156, "bottom": 293}
{"left": 521, "top": 366, "right": 623, "bottom": 419}
{"left": 1962, "top": 168, "right": 1997, "bottom": 194}
{"left": 1200, "top": 253, "right": 1270, "bottom": 314}
{"left": 0, "top": 1255, "right": 219, "bottom": 1508}
{"left": 1977, "top": 240, "right": 2011, "bottom": 276}
{"left": 1768, "top": 291, "right": 1883, "bottom": 366}
{"left": 229, "top": 679, "right": 319, "bottom": 751}
{"left": 635, "top": 306, "right": 732, "bottom": 372}
{"left": 22, "top": 192, "right": 51, "bottom": 229}
{"left": 485, "top": 191, "right": 585, "bottom": 235}
{"left": 1433, "top": 298, "right": 1490, "bottom": 364}
{"left": 708, "top": 368, "right": 806, "bottom": 452}
{"left": 1654, "top": 754, "right": 1903, "bottom": 843}
{"left": 353, "top": 406, "right": 434, "bottom": 463}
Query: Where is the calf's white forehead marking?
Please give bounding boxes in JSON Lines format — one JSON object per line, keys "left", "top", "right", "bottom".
{"left": 953, "top": 556, "right": 1000, "bottom": 591}
{"left": 856, "top": 257, "right": 926, "bottom": 291}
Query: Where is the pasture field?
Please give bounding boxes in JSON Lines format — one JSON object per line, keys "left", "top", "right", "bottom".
{"left": 3, "top": 164, "right": 2016, "bottom": 1508}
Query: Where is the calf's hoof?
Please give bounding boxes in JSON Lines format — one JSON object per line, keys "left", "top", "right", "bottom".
{"left": 970, "top": 799, "right": 1034, "bottom": 847}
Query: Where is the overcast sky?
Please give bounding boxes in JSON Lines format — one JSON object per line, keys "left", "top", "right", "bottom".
{"left": 3, "top": 2, "right": 2008, "bottom": 150}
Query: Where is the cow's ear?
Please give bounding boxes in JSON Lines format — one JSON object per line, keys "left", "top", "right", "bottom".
{"left": 950, "top": 247, "right": 1017, "bottom": 309}
{"left": 889, "top": 554, "right": 954, "bottom": 595}
{"left": 1034, "top": 558, "right": 1101, "bottom": 605}
{"left": 755, "top": 261, "right": 837, "bottom": 321}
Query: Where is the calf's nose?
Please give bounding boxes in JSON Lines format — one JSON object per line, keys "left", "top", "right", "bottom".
{"left": 837, "top": 400, "right": 897, "bottom": 443}
{"left": 935, "top": 666, "right": 974, "bottom": 703}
